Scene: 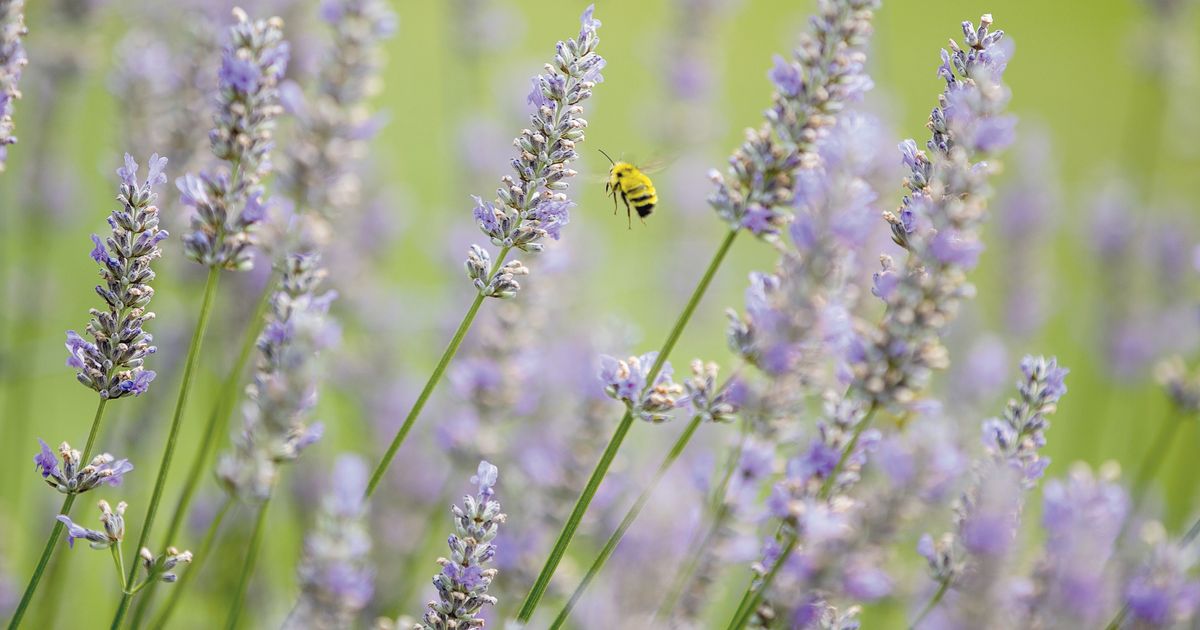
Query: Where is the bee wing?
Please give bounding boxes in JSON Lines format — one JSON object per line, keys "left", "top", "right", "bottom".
{"left": 634, "top": 154, "right": 677, "bottom": 175}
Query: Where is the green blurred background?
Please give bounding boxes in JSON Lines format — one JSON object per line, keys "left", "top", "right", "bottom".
{"left": 2, "top": 0, "right": 1199, "bottom": 627}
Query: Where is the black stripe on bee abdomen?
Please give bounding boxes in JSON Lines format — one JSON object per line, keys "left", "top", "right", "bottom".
{"left": 635, "top": 203, "right": 655, "bottom": 218}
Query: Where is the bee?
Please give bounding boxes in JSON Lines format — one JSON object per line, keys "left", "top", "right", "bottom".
{"left": 600, "top": 150, "right": 659, "bottom": 229}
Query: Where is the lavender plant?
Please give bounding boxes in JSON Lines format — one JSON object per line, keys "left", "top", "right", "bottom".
{"left": 283, "top": 455, "right": 374, "bottom": 629}
{"left": 415, "top": 461, "right": 505, "bottom": 630}
{"left": 109, "top": 9, "right": 290, "bottom": 626}
{"left": 7, "top": 153, "right": 168, "bottom": 629}
{"left": 366, "top": 4, "right": 605, "bottom": 498}
{"left": 0, "top": 0, "right": 25, "bottom": 170}
{"left": 517, "top": 1, "right": 879, "bottom": 620}
{"left": 723, "top": 14, "right": 1014, "bottom": 629}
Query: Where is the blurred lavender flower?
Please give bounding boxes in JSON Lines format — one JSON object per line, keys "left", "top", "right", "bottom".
{"left": 980, "top": 355, "right": 1067, "bottom": 485}
{"left": 417, "top": 460, "right": 506, "bottom": 629}
{"left": 1122, "top": 522, "right": 1200, "bottom": 628}
{"left": 181, "top": 8, "right": 288, "bottom": 270}
{"left": 599, "top": 352, "right": 685, "bottom": 423}
{"left": 708, "top": 0, "right": 877, "bottom": 238}
{"left": 66, "top": 153, "right": 168, "bottom": 399}
{"left": 849, "top": 14, "right": 1013, "bottom": 409}
{"left": 1019, "top": 462, "right": 1127, "bottom": 627}
{"left": 217, "top": 254, "right": 337, "bottom": 501}
{"left": 0, "top": 0, "right": 26, "bottom": 169}
{"left": 1155, "top": 355, "right": 1200, "bottom": 414}
{"left": 464, "top": 5, "right": 603, "bottom": 298}
{"left": 284, "top": 455, "right": 374, "bottom": 629}
{"left": 33, "top": 439, "right": 132, "bottom": 494}
{"left": 278, "top": 0, "right": 395, "bottom": 228}
{"left": 682, "top": 359, "right": 740, "bottom": 423}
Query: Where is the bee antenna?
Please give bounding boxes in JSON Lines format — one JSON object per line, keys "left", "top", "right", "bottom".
{"left": 598, "top": 149, "right": 615, "bottom": 165}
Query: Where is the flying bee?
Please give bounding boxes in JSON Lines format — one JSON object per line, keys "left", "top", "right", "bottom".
{"left": 600, "top": 150, "right": 659, "bottom": 229}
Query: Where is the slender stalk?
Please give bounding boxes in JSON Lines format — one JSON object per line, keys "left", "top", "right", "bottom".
{"left": 364, "top": 247, "right": 514, "bottom": 498}
{"left": 656, "top": 416, "right": 750, "bottom": 621}
{"left": 130, "top": 272, "right": 276, "bottom": 629}
{"left": 550, "top": 416, "right": 704, "bottom": 629}
{"left": 1130, "top": 411, "right": 1181, "bottom": 508}
{"left": 724, "top": 404, "right": 878, "bottom": 630}
{"left": 150, "top": 497, "right": 235, "bottom": 630}
{"left": 908, "top": 576, "right": 951, "bottom": 629}
{"left": 224, "top": 498, "right": 271, "bottom": 630}
{"left": 110, "top": 267, "right": 222, "bottom": 629}
{"left": 516, "top": 229, "right": 740, "bottom": 622}
{"left": 7, "top": 398, "right": 110, "bottom": 629}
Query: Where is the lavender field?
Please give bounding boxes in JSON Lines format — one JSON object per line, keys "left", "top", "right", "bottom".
{"left": 1, "top": 0, "right": 1199, "bottom": 628}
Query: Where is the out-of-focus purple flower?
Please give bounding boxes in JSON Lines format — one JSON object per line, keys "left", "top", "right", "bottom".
{"left": 67, "top": 154, "right": 167, "bottom": 399}
{"left": 471, "top": 460, "right": 499, "bottom": 500}
{"left": 285, "top": 454, "right": 373, "bottom": 628}
{"left": 1124, "top": 527, "right": 1200, "bottom": 628}
{"left": 183, "top": 8, "right": 288, "bottom": 270}
{"left": 0, "top": 0, "right": 26, "bottom": 170}
{"left": 681, "top": 359, "right": 740, "bottom": 423}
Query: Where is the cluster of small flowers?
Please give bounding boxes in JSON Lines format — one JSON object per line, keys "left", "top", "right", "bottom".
{"left": 417, "top": 461, "right": 505, "bottom": 630}
{"left": 180, "top": 8, "right": 289, "bottom": 270}
{"left": 58, "top": 500, "right": 193, "bottom": 583}
{"left": 1121, "top": 521, "right": 1200, "bottom": 627}
{"left": 284, "top": 456, "right": 374, "bottom": 629}
{"left": 598, "top": 352, "right": 685, "bottom": 423}
{"left": 980, "top": 355, "right": 1067, "bottom": 485}
{"left": 217, "top": 254, "right": 337, "bottom": 501}
{"left": 464, "top": 5, "right": 604, "bottom": 298}
{"left": 1155, "top": 355, "right": 1200, "bottom": 414}
{"left": 33, "top": 439, "right": 132, "bottom": 495}
{"left": 0, "top": 0, "right": 26, "bottom": 169}
{"left": 849, "top": 14, "right": 1014, "bottom": 409}
{"left": 278, "top": 0, "right": 396, "bottom": 224}
{"left": 65, "top": 154, "right": 169, "bottom": 399}
{"left": 707, "top": 0, "right": 878, "bottom": 237}
{"left": 682, "top": 360, "right": 740, "bottom": 423}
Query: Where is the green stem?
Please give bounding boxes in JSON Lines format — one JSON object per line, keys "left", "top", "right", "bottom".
{"left": 550, "top": 416, "right": 704, "bottom": 629}
{"left": 114, "top": 544, "right": 128, "bottom": 592}
{"left": 150, "top": 497, "right": 235, "bottom": 630}
{"left": 365, "top": 247, "right": 512, "bottom": 498}
{"left": 131, "top": 272, "right": 275, "bottom": 629}
{"left": 224, "top": 499, "right": 271, "bottom": 630}
{"left": 7, "top": 398, "right": 110, "bottom": 629}
{"left": 655, "top": 418, "right": 749, "bottom": 622}
{"left": 725, "top": 404, "right": 878, "bottom": 630}
{"left": 1131, "top": 411, "right": 1181, "bottom": 508}
{"left": 111, "top": 267, "right": 221, "bottom": 629}
{"left": 908, "top": 576, "right": 951, "bottom": 629}
{"left": 516, "top": 229, "right": 739, "bottom": 622}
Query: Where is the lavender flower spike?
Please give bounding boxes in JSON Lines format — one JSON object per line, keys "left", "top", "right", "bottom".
{"left": 599, "top": 352, "right": 686, "bottom": 423}
{"left": 67, "top": 153, "right": 168, "bottom": 399}
{"left": 465, "top": 4, "right": 603, "bottom": 298}
{"left": 181, "top": 7, "right": 288, "bottom": 270}
{"left": 284, "top": 455, "right": 374, "bottom": 629}
{"left": 217, "top": 253, "right": 337, "bottom": 501}
{"left": 34, "top": 439, "right": 133, "bottom": 494}
{"left": 849, "top": 14, "right": 1013, "bottom": 409}
{"left": 417, "top": 460, "right": 506, "bottom": 630}
{"left": 708, "top": 0, "right": 878, "bottom": 238}
{"left": 0, "top": 0, "right": 26, "bottom": 169}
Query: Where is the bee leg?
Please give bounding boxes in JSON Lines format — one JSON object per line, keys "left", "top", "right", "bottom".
{"left": 621, "top": 196, "right": 632, "bottom": 229}
{"left": 611, "top": 190, "right": 618, "bottom": 216}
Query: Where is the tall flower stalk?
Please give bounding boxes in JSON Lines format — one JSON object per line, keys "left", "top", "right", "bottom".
{"left": 515, "top": 0, "right": 878, "bottom": 621}
{"left": 7, "top": 152, "right": 167, "bottom": 630}
{"left": 723, "top": 13, "right": 1014, "bottom": 629}
{"left": 364, "top": 4, "right": 605, "bottom": 497}
{"left": 109, "top": 9, "right": 288, "bottom": 628}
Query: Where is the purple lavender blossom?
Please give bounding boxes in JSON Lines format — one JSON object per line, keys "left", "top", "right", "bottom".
{"left": 59, "top": 500, "right": 126, "bottom": 550}
{"left": 708, "top": 0, "right": 877, "bottom": 239}
{"left": 284, "top": 455, "right": 374, "bottom": 629}
{"left": 1155, "top": 356, "right": 1200, "bottom": 413}
{"left": 66, "top": 154, "right": 168, "bottom": 399}
{"left": 34, "top": 439, "right": 133, "bottom": 495}
{"left": 849, "top": 14, "right": 1013, "bottom": 409}
{"left": 599, "top": 352, "right": 685, "bottom": 423}
{"left": 181, "top": 8, "right": 288, "bottom": 270}
{"left": 681, "top": 360, "right": 740, "bottom": 423}
{"left": 1123, "top": 525, "right": 1200, "bottom": 628}
{"left": 464, "top": 5, "right": 603, "bottom": 299}
{"left": 217, "top": 254, "right": 337, "bottom": 501}
{"left": 0, "top": 0, "right": 26, "bottom": 170}
{"left": 417, "top": 461, "right": 506, "bottom": 629}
